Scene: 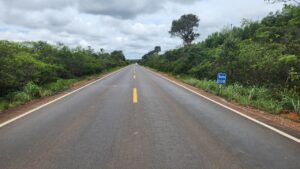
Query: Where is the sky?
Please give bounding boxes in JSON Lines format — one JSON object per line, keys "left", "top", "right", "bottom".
{"left": 0, "top": 0, "right": 284, "bottom": 59}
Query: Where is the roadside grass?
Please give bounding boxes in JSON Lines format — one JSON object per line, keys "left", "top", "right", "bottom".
{"left": 0, "top": 79, "right": 77, "bottom": 111}
{"left": 0, "top": 67, "right": 122, "bottom": 112}
{"left": 177, "top": 76, "right": 300, "bottom": 115}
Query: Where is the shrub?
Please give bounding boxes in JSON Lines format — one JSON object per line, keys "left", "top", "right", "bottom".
{"left": 0, "top": 98, "right": 9, "bottom": 111}
{"left": 12, "top": 91, "right": 32, "bottom": 103}
{"left": 23, "top": 81, "right": 42, "bottom": 98}
{"left": 291, "top": 99, "right": 300, "bottom": 114}
{"left": 178, "top": 76, "right": 285, "bottom": 114}
{"left": 45, "top": 79, "right": 77, "bottom": 93}
{"left": 39, "top": 89, "right": 53, "bottom": 97}
{"left": 281, "top": 94, "right": 300, "bottom": 114}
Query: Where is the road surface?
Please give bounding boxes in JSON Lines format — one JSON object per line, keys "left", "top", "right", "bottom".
{"left": 0, "top": 65, "right": 299, "bottom": 169}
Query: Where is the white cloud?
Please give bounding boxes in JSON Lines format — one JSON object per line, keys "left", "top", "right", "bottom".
{"left": 0, "top": 0, "right": 283, "bottom": 59}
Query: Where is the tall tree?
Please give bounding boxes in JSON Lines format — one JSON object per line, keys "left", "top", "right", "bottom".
{"left": 111, "top": 50, "right": 126, "bottom": 62}
{"left": 154, "top": 46, "right": 161, "bottom": 53}
{"left": 169, "top": 14, "right": 200, "bottom": 46}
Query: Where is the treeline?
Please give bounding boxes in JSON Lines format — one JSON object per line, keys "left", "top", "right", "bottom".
{"left": 141, "top": 5, "right": 300, "bottom": 114}
{"left": 0, "top": 41, "right": 127, "bottom": 97}
{"left": 141, "top": 5, "right": 300, "bottom": 92}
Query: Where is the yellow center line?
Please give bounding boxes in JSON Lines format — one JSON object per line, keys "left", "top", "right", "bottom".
{"left": 133, "top": 88, "right": 138, "bottom": 104}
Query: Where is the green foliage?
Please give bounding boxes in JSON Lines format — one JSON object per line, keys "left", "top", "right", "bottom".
{"left": 0, "top": 41, "right": 127, "bottom": 111}
{"left": 23, "top": 82, "right": 43, "bottom": 98}
{"left": 12, "top": 91, "right": 32, "bottom": 103}
{"left": 280, "top": 92, "right": 300, "bottom": 114}
{"left": 180, "top": 77, "right": 284, "bottom": 113}
{"left": 0, "top": 41, "right": 127, "bottom": 97}
{"left": 291, "top": 99, "right": 300, "bottom": 114}
{"left": 169, "top": 14, "right": 200, "bottom": 45}
{"left": 141, "top": 5, "right": 300, "bottom": 114}
{"left": 0, "top": 98, "right": 9, "bottom": 111}
{"left": 45, "top": 79, "right": 77, "bottom": 93}
{"left": 0, "top": 79, "right": 77, "bottom": 111}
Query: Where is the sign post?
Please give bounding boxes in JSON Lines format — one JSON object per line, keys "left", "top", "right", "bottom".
{"left": 217, "top": 73, "right": 227, "bottom": 85}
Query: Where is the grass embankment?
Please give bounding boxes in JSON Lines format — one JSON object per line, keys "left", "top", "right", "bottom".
{"left": 0, "top": 67, "right": 122, "bottom": 112}
{"left": 176, "top": 76, "right": 300, "bottom": 115}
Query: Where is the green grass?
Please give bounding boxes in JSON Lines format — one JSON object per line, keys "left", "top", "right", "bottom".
{"left": 0, "top": 98, "right": 9, "bottom": 111}
{"left": 0, "top": 79, "right": 78, "bottom": 111}
{"left": 178, "top": 76, "right": 299, "bottom": 114}
{"left": 44, "top": 79, "right": 77, "bottom": 93}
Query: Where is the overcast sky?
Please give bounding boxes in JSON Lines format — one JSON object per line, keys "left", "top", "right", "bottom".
{"left": 0, "top": 0, "right": 283, "bottom": 59}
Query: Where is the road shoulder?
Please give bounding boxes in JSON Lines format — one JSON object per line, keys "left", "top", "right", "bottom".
{"left": 144, "top": 67, "right": 300, "bottom": 140}
{"left": 0, "top": 67, "right": 125, "bottom": 126}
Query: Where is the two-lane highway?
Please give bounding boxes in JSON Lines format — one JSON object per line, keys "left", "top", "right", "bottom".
{"left": 0, "top": 65, "right": 299, "bottom": 169}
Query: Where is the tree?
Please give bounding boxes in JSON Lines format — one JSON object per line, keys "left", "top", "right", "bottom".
{"left": 0, "top": 40, "right": 128, "bottom": 98}
{"left": 218, "top": 37, "right": 240, "bottom": 82}
{"left": 169, "top": 14, "right": 200, "bottom": 46}
{"left": 154, "top": 46, "right": 161, "bottom": 53}
{"left": 111, "top": 50, "right": 126, "bottom": 61}
{"left": 110, "top": 50, "right": 126, "bottom": 67}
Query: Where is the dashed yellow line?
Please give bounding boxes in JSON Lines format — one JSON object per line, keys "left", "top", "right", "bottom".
{"left": 133, "top": 88, "right": 138, "bottom": 103}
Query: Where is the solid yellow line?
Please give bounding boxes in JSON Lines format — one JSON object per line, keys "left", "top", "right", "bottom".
{"left": 133, "top": 88, "right": 138, "bottom": 103}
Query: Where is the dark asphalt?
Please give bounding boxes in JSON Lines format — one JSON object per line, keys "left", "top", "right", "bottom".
{"left": 0, "top": 65, "right": 299, "bottom": 169}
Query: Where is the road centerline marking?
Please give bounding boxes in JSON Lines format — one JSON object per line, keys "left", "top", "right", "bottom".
{"left": 133, "top": 88, "right": 138, "bottom": 104}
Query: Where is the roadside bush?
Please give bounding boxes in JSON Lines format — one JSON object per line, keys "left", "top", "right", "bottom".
{"left": 0, "top": 40, "right": 127, "bottom": 112}
{"left": 140, "top": 5, "right": 300, "bottom": 115}
{"left": 253, "top": 99, "right": 282, "bottom": 114}
{"left": 0, "top": 79, "right": 81, "bottom": 112}
{"left": 0, "top": 41, "right": 127, "bottom": 97}
{"left": 281, "top": 95, "right": 300, "bottom": 114}
{"left": 44, "top": 79, "right": 77, "bottom": 93}
{"left": 23, "top": 82, "right": 42, "bottom": 98}
{"left": 0, "top": 98, "right": 9, "bottom": 111}
{"left": 291, "top": 99, "right": 300, "bottom": 114}
{"left": 39, "top": 89, "right": 53, "bottom": 97}
{"left": 179, "top": 76, "right": 285, "bottom": 114}
{"left": 12, "top": 91, "right": 32, "bottom": 103}
{"left": 6, "top": 82, "right": 42, "bottom": 105}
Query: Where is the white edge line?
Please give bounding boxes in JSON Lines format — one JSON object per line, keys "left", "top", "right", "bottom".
{"left": 0, "top": 67, "right": 127, "bottom": 128}
{"left": 144, "top": 67, "right": 300, "bottom": 143}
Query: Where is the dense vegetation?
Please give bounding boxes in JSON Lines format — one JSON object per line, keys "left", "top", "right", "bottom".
{"left": 141, "top": 5, "right": 300, "bottom": 114}
{"left": 169, "top": 14, "right": 200, "bottom": 46}
{"left": 0, "top": 41, "right": 127, "bottom": 110}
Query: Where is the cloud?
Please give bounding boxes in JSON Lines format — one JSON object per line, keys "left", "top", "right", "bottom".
{"left": 2, "top": 0, "right": 198, "bottom": 19}
{"left": 0, "top": 0, "right": 283, "bottom": 59}
{"left": 2, "top": 7, "right": 76, "bottom": 30}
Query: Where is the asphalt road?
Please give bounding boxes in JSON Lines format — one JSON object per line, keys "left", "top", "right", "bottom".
{"left": 0, "top": 65, "right": 299, "bottom": 169}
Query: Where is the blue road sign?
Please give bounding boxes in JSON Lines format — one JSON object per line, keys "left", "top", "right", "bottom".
{"left": 217, "top": 73, "right": 227, "bottom": 85}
